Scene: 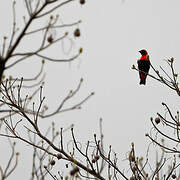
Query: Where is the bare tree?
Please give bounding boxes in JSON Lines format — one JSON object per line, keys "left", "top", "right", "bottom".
{"left": 131, "top": 58, "right": 180, "bottom": 180}
{"left": 1, "top": 1, "right": 180, "bottom": 180}
{"left": 0, "top": 0, "right": 98, "bottom": 179}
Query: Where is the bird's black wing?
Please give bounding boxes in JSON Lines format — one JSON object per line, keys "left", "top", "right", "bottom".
{"left": 137, "top": 60, "right": 150, "bottom": 74}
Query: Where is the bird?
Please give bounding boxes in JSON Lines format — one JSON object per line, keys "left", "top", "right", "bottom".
{"left": 137, "top": 49, "right": 150, "bottom": 85}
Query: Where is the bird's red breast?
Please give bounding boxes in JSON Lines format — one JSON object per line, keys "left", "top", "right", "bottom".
{"left": 140, "top": 55, "right": 148, "bottom": 61}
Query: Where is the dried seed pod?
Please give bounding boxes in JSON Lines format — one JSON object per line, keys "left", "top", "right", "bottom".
{"left": 80, "top": 0, "right": 85, "bottom": 5}
{"left": 56, "top": 153, "right": 62, "bottom": 160}
{"left": 50, "top": 160, "right": 55, "bottom": 166}
{"left": 74, "top": 28, "right": 80, "bottom": 37}
{"left": 92, "top": 155, "right": 100, "bottom": 163}
{"left": 70, "top": 167, "right": 79, "bottom": 176}
{"left": 47, "top": 35, "right": 53, "bottom": 43}
{"left": 172, "top": 174, "right": 176, "bottom": 179}
{"left": 79, "top": 47, "right": 83, "bottom": 54}
{"left": 155, "top": 117, "right": 160, "bottom": 124}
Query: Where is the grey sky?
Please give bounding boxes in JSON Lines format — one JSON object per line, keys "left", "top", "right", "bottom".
{"left": 1, "top": 0, "right": 180, "bottom": 179}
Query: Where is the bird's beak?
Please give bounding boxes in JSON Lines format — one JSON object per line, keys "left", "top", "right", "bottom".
{"left": 139, "top": 50, "right": 142, "bottom": 55}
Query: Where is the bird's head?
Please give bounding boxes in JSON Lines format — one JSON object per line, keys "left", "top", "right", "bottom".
{"left": 139, "top": 49, "right": 148, "bottom": 56}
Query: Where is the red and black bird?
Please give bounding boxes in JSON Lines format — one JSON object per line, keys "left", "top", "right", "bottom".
{"left": 137, "top": 49, "right": 150, "bottom": 85}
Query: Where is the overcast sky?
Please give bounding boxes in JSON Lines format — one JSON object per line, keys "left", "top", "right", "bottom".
{"left": 1, "top": 0, "right": 180, "bottom": 179}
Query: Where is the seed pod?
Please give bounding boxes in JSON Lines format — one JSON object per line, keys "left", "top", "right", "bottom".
{"left": 70, "top": 167, "right": 79, "bottom": 176}
{"left": 47, "top": 35, "right": 53, "bottom": 43}
{"left": 79, "top": 47, "right": 83, "bottom": 54}
{"left": 50, "top": 160, "right": 55, "bottom": 166}
{"left": 92, "top": 155, "right": 100, "bottom": 163}
{"left": 80, "top": 0, "right": 85, "bottom": 5}
{"left": 172, "top": 174, "right": 176, "bottom": 179}
{"left": 56, "top": 153, "right": 62, "bottom": 160}
{"left": 74, "top": 28, "right": 80, "bottom": 37}
{"left": 155, "top": 117, "right": 160, "bottom": 124}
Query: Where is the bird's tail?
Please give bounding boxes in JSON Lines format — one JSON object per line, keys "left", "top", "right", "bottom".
{"left": 140, "top": 73, "right": 146, "bottom": 85}
{"left": 140, "top": 79, "right": 146, "bottom": 85}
